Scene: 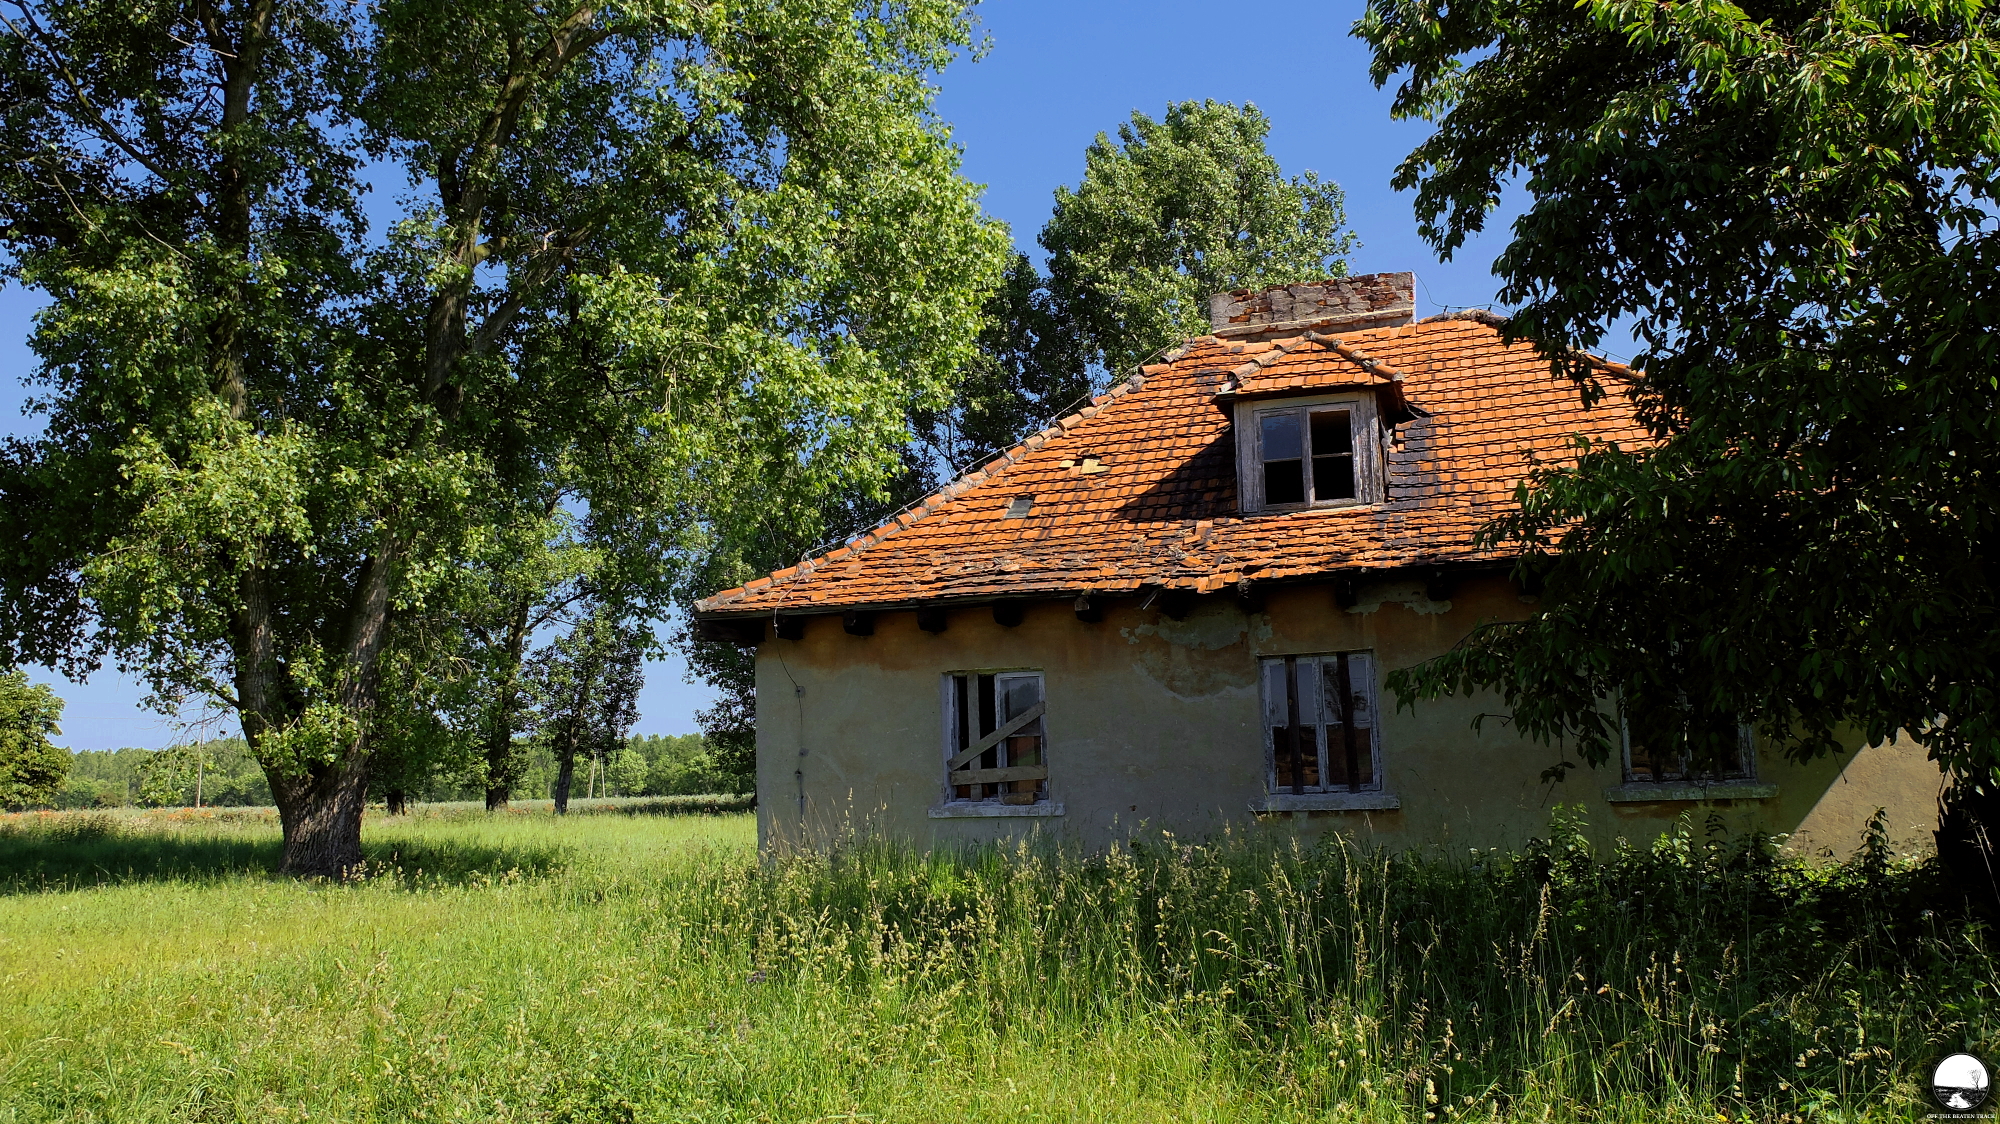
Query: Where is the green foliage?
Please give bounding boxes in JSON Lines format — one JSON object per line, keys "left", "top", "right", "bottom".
{"left": 526, "top": 607, "right": 645, "bottom": 810}
{"left": 921, "top": 100, "right": 1358, "bottom": 463}
{"left": 137, "top": 739, "right": 275, "bottom": 808}
{"left": 0, "top": 0, "right": 1005, "bottom": 869}
{"left": 0, "top": 670, "right": 65, "bottom": 809}
{"left": 62, "top": 740, "right": 273, "bottom": 809}
{"left": 628, "top": 732, "right": 750, "bottom": 796}
{"left": 605, "top": 745, "right": 648, "bottom": 797}
{"left": 1043, "top": 100, "right": 1358, "bottom": 379}
{"left": 0, "top": 807, "right": 1977, "bottom": 1120}
{"left": 1358, "top": 0, "right": 2000, "bottom": 779}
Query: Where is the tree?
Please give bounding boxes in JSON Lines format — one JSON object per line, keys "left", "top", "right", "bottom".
{"left": 0, "top": 0, "right": 1005, "bottom": 874}
{"left": 527, "top": 607, "right": 643, "bottom": 814}
{"left": 1357, "top": 2, "right": 2000, "bottom": 781}
{"left": 0, "top": 669, "right": 65, "bottom": 809}
{"left": 923, "top": 252, "right": 1089, "bottom": 465}
{"left": 458, "top": 502, "right": 594, "bottom": 812}
{"left": 606, "top": 743, "right": 648, "bottom": 797}
{"left": 921, "top": 101, "right": 1357, "bottom": 464}
{"left": 1041, "top": 100, "right": 1358, "bottom": 379}
{"left": 694, "top": 100, "right": 1359, "bottom": 769}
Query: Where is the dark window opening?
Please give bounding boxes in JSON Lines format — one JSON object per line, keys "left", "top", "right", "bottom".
{"left": 1260, "top": 413, "right": 1306, "bottom": 506}
{"left": 1625, "top": 721, "right": 1754, "bottom": 783}
{"left": 1310, "top": 410, "right": 1356, "bottom": 501}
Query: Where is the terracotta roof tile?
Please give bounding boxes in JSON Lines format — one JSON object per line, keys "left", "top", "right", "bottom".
{"left": 696, "top": 319, "right": 1649, "bottom": 615}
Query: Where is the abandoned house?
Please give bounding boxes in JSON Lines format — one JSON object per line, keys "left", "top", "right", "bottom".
{"left": 695, "top": 272, "right": 1940, "bottom": 854}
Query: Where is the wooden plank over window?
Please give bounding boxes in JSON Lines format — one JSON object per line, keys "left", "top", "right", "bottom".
{"left": 943, "top": 671, "right": 1049, "bottom": 806}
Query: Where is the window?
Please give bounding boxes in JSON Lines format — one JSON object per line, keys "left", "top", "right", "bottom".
{"left": 1260, "top": 652, "right": 1383, "bottom": 794}
{"left": 1237, "top": 392, "right": 1383, "bottom": 512}
{"left": 942, "top": 671, "right": 1048, "bottom": 805}
{"left": 1622, "top": 718, "right": 1757, "bottom": 784}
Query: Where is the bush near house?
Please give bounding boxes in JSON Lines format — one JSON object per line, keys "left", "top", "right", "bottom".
{"left": 0, "top": 803, "right": 1980, "bottom": 1121}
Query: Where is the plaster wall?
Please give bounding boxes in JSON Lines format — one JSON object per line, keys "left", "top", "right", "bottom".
{"left": 753, "top": 575, "right": 1941, "bottom": 856}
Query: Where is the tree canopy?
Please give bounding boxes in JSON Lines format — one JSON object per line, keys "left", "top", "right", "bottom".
{"left": 931, "top": 99, "right": 1358, "bottom": 467}
{"left": 1357, "top": 0, "right": 2000, "bottom": 778}
{"left": 0, "top": 669, "right": 66, "bottom": 808}
{"left": 0, "top": 0, "right": 1004, "bottom": 872}
{"left": 690, "top": 99, "right": 1359, "bottom": 766}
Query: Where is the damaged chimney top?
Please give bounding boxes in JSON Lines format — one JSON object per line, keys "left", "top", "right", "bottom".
{"left": 1208, "top": 272, "right": 1416, "bottom": 341}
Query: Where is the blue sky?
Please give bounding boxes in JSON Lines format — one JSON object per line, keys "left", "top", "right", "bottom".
{"left": 2, "top": 0, "right": 1531, "bottom": 751}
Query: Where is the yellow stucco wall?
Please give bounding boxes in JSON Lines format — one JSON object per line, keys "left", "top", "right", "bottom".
{"left": 754, "top": 575, "right": 1941, "bottom": 857}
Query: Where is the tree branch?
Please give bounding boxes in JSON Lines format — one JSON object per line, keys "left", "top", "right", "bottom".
{"left": 0, "top": 2, "right": 175, "bottom": 182}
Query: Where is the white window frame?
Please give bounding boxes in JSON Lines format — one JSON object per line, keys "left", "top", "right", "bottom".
{"left": 939, "top": 669, "right": 1050, "bottom": 806}
{"left": 1235, "top": 391, "right": 1385, "bottom": 514}
{"left": 1258, "top": 651, "right": 1386, "bottom": 796}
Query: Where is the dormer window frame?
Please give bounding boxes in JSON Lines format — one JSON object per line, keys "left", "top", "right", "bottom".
{"left": 1234, "top": 390, "right": 1386, "bottom": 515}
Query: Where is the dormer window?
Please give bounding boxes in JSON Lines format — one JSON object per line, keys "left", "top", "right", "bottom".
{"left": 1236, "top": 391, "right": 1384, "bottom": 513}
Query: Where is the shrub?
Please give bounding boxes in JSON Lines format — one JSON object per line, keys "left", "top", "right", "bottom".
{"left": 692, "top": 808, "right": 1974, "bottom": 1119}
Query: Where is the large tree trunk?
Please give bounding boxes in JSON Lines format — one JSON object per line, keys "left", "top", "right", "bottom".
{"left": 553, "top": 747, "right": 576, "bottom": 814}
{"left": 484, "top": 600, "right": 533, "bottom": 811}
{"left": 272, "top": 760, "right": 371, "bottom": 876}
{"left": 258, "top": 550, "right": 395, "bottom": 877}
{"left": 482, "top": 709, "right": 515, "bottom": 811}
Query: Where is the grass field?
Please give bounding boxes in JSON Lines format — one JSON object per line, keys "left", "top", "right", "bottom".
{"left": 0, "top": 803, "right": 1986, "bottom": 1122}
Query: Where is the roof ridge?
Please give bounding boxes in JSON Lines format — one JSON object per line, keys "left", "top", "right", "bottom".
{"left": 704, "top": 339, "right": 1202, "bottom": 613}
{"left": 1217, "top": 331, "right": 1406, "bottom": 395}
{"left": 1405, "top": 311, "right": 1640, "bottom": 381}
{"left": 1304, "top": 331, "right": 1407, "bottom": 384}
{"left": 1418, "top": 307, "right": 1510, "bottom": 328}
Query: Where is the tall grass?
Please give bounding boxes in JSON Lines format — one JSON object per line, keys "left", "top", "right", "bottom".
{"left": 0, "top": 804, "right": 1983, "bottom": 1121}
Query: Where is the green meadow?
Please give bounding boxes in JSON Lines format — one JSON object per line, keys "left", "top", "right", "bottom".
{"left": 0, "top": 803, "right": 1984, "bottom": 1122}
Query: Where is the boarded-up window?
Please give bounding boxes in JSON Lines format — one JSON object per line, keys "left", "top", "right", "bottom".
{"left": 1260, "top": 652, "right": 1382, "bottom": 794}
{"left": 942, "top": 671, "right": 1048, "bottom": 805}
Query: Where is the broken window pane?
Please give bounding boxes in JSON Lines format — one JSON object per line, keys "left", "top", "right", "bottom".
{"left": 1259, "top": 652, "right": 1384, "bottom": 795}
{"left": 1260, "top": 412, "right": 1306, "bottom": 505}
{"left": 943, "top": 670, "right": 1049, "bottom": 805}
{"left": 1310, "top": 410, "right": 1356, "bottom": 501}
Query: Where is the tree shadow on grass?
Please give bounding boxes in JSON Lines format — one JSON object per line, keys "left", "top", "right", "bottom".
{"left": 585, "top": 794, "right": 756, "bottom": 817}
{"left": 0, "top": 813, "right": 568, "bottom": 895}
{"left": 359, "top": 836, "right": 571, "bottom": 886}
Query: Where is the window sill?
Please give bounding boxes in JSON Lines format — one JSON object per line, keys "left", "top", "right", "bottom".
{"left": 1244, "top": 501, "right": 1384, "bottom": 518}
{"left": 1603, "top": 782, "right": 1777, "bottom": 803}
{"left": 1251, "top": 792, "right": 1400, "bottom": 813}
{"left": 928, "top": 802, "right": 1065, "bottom": 819}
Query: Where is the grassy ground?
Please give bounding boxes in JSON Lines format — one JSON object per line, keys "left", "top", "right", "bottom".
{"left": 0, "top": 804, "right": 1984, "bottom": 1122}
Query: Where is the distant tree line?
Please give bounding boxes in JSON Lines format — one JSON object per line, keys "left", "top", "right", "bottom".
{"left": 50, "top": 731, "right": 742, "bottom": 811}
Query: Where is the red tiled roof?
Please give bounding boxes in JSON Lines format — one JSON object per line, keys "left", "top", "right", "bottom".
{"left": 696, "top": 315, "right": 1649, "bottom": 616}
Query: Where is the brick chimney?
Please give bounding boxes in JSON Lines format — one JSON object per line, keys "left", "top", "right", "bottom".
{"left": 1208, "top": 272, "right": 1416, "bottom": 340}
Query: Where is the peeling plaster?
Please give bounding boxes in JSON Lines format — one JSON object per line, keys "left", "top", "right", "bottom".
{"left": 1121, "top": 601, "right": 1256, "bottom": 650}
{"left": 1345, "top": 579, "right": 1453, "bottom": 616}
{"left": 1120, "top": 602, "right": 1261, "bottom": 699}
